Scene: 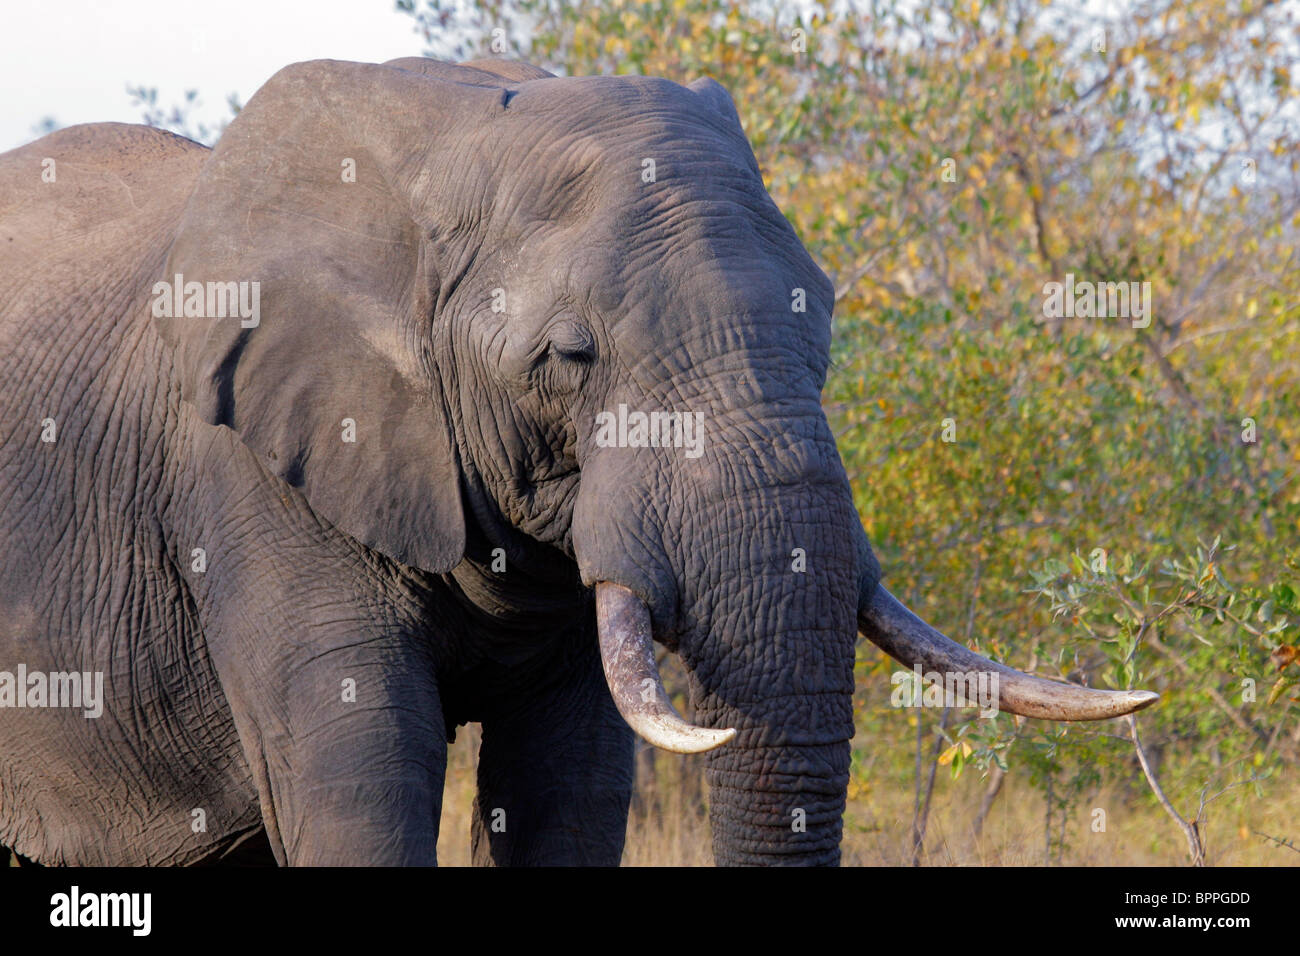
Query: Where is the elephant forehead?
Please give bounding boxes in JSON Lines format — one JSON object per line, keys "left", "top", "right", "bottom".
{"left": 474, "top": 130, "right": 758, "bottom": 233}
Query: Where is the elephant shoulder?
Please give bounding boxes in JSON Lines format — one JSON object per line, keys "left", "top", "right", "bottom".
{"left": 0, "top": 124, "right": 208, "bottom": 325}
{"left": 3, "top": 121, "right": 208, "bottom": 162}
{"left": 0, "top": 123, "right": 208, "bottom": 241}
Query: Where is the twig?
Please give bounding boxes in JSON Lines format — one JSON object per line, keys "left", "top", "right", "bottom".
{"left": 1253, "top": 831, "right": 1300, "bottom": 854}
{"left": 912, "top": 706, "right": 952, "bottom": 866}
{"left": 1127, "top": 714, "right": 1205, "bottom": 866}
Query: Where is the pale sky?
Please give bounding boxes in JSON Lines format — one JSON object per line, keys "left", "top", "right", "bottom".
{"left": 0, "top": 0, "right": 429, "bottom": 151}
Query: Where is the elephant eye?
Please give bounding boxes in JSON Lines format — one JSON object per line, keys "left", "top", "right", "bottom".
{"left": 546, "top": 318, "right": 596, "bottom": 363}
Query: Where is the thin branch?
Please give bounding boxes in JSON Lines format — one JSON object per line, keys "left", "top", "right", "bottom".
{"left": 1127, "top": 714, "right": 1205, "bottom": 866}
{"left": 1253, "top": 831, "right": 1300, "bottom": 854}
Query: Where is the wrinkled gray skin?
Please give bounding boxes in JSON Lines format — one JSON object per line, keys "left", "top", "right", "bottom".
{"left": 0, "top": 57, "right": 879, "bottom": 865}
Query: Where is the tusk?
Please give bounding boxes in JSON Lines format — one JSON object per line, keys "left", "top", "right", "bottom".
{"left": 595, "top": 582, "right": 736, "bottom": 754}
{"left": 859, "top": 584, "right": 1159, "bottom": 721}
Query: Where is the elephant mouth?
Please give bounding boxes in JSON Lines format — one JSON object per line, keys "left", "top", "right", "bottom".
{"left": 593, "top": 579, "right": 1159, "bottom": 754}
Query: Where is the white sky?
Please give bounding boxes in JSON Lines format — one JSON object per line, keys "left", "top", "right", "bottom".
{"left": 0, "top": 0, "right": 427, "bottom": 151}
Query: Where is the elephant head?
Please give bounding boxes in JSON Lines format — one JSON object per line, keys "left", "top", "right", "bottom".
{"left": 155, "top": 58, "right": 1156, "bottom": 865}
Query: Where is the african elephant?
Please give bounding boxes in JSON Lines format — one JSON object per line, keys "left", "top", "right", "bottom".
{"left": 0, "top": 56, "right": 1156, "bottom": 866}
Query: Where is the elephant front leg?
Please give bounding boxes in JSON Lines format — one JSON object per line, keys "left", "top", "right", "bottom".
{"left": 212, "top": 626, "right": 448, "bottom": 866}
{"left": 471, "top": 629, "right": 634, "bottom": 866}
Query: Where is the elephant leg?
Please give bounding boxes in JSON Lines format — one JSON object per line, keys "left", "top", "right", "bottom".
{"left": 470, "top": 627, "right": 634, "bottom": 866}
{"left": 209, "top": 621, "right": 448, "bottom": 866}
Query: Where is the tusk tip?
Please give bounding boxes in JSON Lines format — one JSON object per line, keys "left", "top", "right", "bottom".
{"left": 1123, "top": 690, "right": 1160, "bottom": 713}
{"left": 652, "top": 724, "right": 736, "bottom": 754}
{"left": 688, "top": 726, "right": 737, "bottom": 753}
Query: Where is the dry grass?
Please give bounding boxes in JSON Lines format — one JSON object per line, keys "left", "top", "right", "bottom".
{"left": 436, "top": 724, "right": 479, "bottom": 867}
{"left": 436, "top": 724, "right": 1300, "bottom": 866}
{"left": 840, "top": 777, "right": 1300, "bottom": 866}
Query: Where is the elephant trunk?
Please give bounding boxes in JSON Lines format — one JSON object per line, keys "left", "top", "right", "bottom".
{"left": 704, "top": 734, "right": 849, "bottom": 866}
{"left": 690, "top": 526, "right": 855, "bottom": 865}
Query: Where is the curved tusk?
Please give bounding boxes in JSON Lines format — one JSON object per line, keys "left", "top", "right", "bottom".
{"left": 859, "top": 584, "right": 1159, "bottom": 721}
{"left": 595, "top": 582, "right": 737, "bottom": 754}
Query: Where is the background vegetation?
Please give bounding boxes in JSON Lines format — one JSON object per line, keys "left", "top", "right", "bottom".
{"left": 154, "top": 0, "right": 1300, "bottom": 864}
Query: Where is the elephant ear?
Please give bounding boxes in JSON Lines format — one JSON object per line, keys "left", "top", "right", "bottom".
{"left": 157, "top": 59, "right": 505, "bottom": 573}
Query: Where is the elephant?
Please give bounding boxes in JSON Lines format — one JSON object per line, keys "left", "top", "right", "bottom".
{"left": 0, "top": 56, "right": 1157, "bottom": 866}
